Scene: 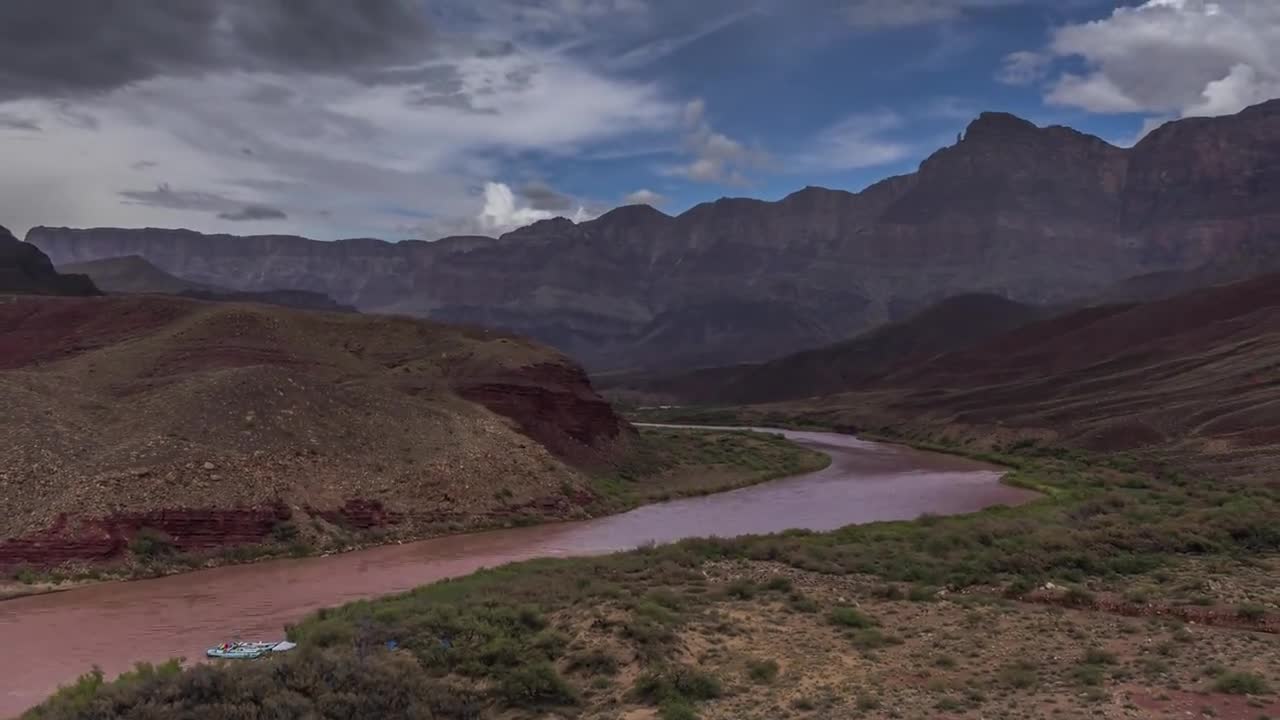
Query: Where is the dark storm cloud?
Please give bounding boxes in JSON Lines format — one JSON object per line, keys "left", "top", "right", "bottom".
{"left": 0, "top": 0, "right": 431, "bottom": 100}
{"left": 120, "top": 184, "right": 236, "bottom": 212}
{"left": 520, "top": 182, "right": 575, "bottom": 212}
{"left": 0, "top": 113, "right": 40, "bottom": 131}
{"left": 120, "top": 183, "right": 285, "bottom": 222}
{"left": 217, "top": 205, "right": 289, "bottom": 221}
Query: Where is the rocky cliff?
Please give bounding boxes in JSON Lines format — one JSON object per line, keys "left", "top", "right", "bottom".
{"left": 27, "top": 100, "right": 1280, "bottom": 371}
{"left": 0, "top": 224, "right": 99, "bottom": 296}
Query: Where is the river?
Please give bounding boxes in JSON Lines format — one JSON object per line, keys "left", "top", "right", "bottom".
{"left": 0, "top": 427, "right": 1035, "bottom": 716}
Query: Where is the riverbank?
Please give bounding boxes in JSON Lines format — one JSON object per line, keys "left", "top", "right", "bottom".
{"left": 5, "top": 427, "right": 1020, "bottom": 717}
{"left": 21, "top": 424, "right": 1280, "bottom": 720}
{"left": 0, "top": 427, "right": 829, "bottom": 603}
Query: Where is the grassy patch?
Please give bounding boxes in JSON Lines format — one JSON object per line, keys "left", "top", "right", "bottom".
{"left": 1212, "top": 671, "right": 1271, "bottom": 695}
{"left": 590, "top": 428, "right": 829, "bottom": 511}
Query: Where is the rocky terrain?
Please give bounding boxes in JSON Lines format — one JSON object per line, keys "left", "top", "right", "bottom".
{"left": 58, "top": 255, "right": 213, "bottom": 295}
{"left": 0, "top": 224, "right": 98, "bottom": 296}
{"left": 603, "top": 293, "right": 1047, "bottom": 405}
{"left": 28, "top": 100, "right": 1280, "bottom": 371}
{"left": 0, "top": 295, "right": 627, "bottom": 571}
{"left": 637, "top": 272, "right": 1280, "bottom": 480}
{"left": 60, "top": 254, "right": 356, "bottom": 312}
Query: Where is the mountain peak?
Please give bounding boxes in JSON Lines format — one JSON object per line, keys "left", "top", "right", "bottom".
{"left": 963, "top": 111, "right": 1040, "bottom": 143}
{"left": 499, "top": 216, "right": 576, "bottom": 240}
{"left": 593, "top": 203, "right": 671, "bottom": 227}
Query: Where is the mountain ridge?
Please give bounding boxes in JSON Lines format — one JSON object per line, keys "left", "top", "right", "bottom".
{"left": 27, "top": 99, "right": 1280, "bottom": 370}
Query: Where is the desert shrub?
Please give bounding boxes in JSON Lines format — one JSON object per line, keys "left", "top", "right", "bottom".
{"left": 829, "top": 606, "right": 876, "bottom": 629}
{"left": 1072, "top": 663, "right": 1106, "bottom": 686}
{"left": 634, "top": 664, "right": 723, "bottom": 704}
{"left": 764, "top": 576, "right": 793, "bottom": 592}
{"left": 1082, "top": 647, "right": 1117, "bottom": 665}
{"left": 566, "top": 650, "right": 619, "bottom": 676}
{"left": 746, "top": 658, "right": 779, "bottom": 684}
{"left": 1212, "top": 671, "right": 1270, "bottom": 695}
{"left": 1236, "top": 603, "right": 1268, "bottom": 622}
{"left": 722, "top": 579, "right": 757, "bottom": 600}
{"left": 128, "top": 528, "right": 175, "bottom": 558}
{"left": 270, "top": 520, "right": 299, "bottom": 542}
{"left": 497, "top": 662, "right": 577, "bottom": 706}
{"left": 998, "top": 660, "right": 1039, "bottom": 689}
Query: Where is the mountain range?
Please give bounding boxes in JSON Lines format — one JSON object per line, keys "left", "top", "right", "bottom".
{"left": 27, "top": 99, "right": 1280, "bottom": 372}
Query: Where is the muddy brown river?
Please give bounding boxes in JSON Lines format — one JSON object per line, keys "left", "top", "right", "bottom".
{"left": 0, "top": 427, "right": 1036, "bottom": 716}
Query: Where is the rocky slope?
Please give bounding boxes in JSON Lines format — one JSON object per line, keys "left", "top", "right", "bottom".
{"left": 673, "top": 274, "right": 1280, "bottom": 477}
{"left": 59, "top": 255, "right": 213, "bottom": 294}
{"left": 0, "top": 224, "right": 98, "bottom": 296}
{"left": 603, "top": 294, "right": 1047, "bottom": 405}
{"left": 27, "top": 100, "right": 1280, "bottom": 371}
{"left": 0, "top": 296, "right": 627, "bottom": 570}
{"left": 60, "top": 254, "right": 357, "bottom": 312}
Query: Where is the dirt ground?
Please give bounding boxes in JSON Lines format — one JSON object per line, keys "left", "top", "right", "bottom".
{"left": 557, "top": 559, "right": 1280, "bottom": 720}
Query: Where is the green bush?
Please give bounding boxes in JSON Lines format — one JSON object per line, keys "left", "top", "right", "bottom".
{"left": 128, "top": 528, "right": 175, "bottom": 558}
{"left": 566, "top": 650, "right": 619, "bottom": 676}
{"left": 498, "top": 662, "right": 577, "bottom": 706}
{"left": 1212, "top": 671, "right": 1270, "bottom": 695}
{"left": 829, "top": 606, "right": 876, "bottom": 629}
{"left": 746, "top": 658, "right": 779, "bottom": 684}
{"left": 1236, "top": 603, "right": 1268, "bottom": 622}
{"left": 635, "top": 664, "right": 723, "bottom": 705}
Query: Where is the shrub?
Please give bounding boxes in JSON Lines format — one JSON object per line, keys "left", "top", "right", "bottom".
{"left": 999, "top": 660, "right": 1039, "bottom": 689}
{"left": 1236, "top": 603, "right": 1268, "bottom": 622}
{"left": 1073, "top": 663, "right": 1106, "bottom": 686}
{"left": 634, "top": 665, "right": 723, "bottom": 704}
{"left": 566, "top": 649, "right": 620, "bottom": 676}
{"left": 271, "top": 520, "right": 299, "bottom": 542}
{"left": 829, "top": 606, "right": 876, "bottom": 629}
{"left": 788, "top": 593, "right": 819, "bottom": 613}
{"left": 1063, "top": 585, "right": 1096, "bottom": 607}
{"left": 1212, "top": 671, "right": 1270, "bottom": 695}
{"left": 764, "top": 576, "right": 793, "bottom": 592}
{"left": 659, "top": 699, "right": 699, "bottom": 720}
{"left": 907, "top": 585, "right": 938, "bottom": 602}
{"left": 1082, "top": 647, "right": 1117, "bottom": 665}
{"left": 129, "top": 528, "right": 175, "bottom": 558}
{"left": 746, "top": 658, "right": 779, "bottom": 684}
{"left": 723, "top": 579, "right": 757, "bottom": 600}
{"left": 498, "top": 662, "right": 577, "bottom": 706}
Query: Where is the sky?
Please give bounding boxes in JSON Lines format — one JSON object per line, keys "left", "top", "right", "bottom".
{"left": 2, "top": 0, "right": 1279, "bottom": 241}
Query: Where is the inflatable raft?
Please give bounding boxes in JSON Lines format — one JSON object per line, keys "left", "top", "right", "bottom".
{"left": 206, "top": 640, "right": 296, "bottom": 660}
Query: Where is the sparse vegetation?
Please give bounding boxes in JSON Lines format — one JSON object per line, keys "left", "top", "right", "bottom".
{"left": 20, "top": 428, "right": 1280, "bottom": 719}
{"left": 1213, "top": 671, "right": 1271, "bottom": 695}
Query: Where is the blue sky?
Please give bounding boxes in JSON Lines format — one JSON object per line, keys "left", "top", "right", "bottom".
{"left": 2, "top": 0, "right": 1278, "bottom": 239}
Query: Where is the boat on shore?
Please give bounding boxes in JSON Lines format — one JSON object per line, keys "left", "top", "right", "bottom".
{"left": 206, "top": 640, "right": 296, "bottom": 660}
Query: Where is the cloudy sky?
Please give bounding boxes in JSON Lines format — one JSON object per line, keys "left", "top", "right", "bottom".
{"left": 2, "top": 0, "right": 1279, "bottom": 240}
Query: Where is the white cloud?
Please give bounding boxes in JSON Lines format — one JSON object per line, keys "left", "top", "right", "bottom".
{"left": 997, "top": 50, "right": 1050, "bottom": 86}
{"left": 623, "top": 188, "right": 666, "bottom": 206}
{"left": 1012, "top": 0, "right": 1280, "bottom": 122}
{"left": 478, "top": 182, "right": 557, "bottom": 232}
{"left": 477, "top": 181, "right": 597, "bottom": 234}
{"left": 665, "top": 98, "right": 767, "bottom": 184}
{"left": 0, "top": 43, "right": 678, "bottom": 239}
{"left": 792, "top": 110, "right": 913, "bottom": 172}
